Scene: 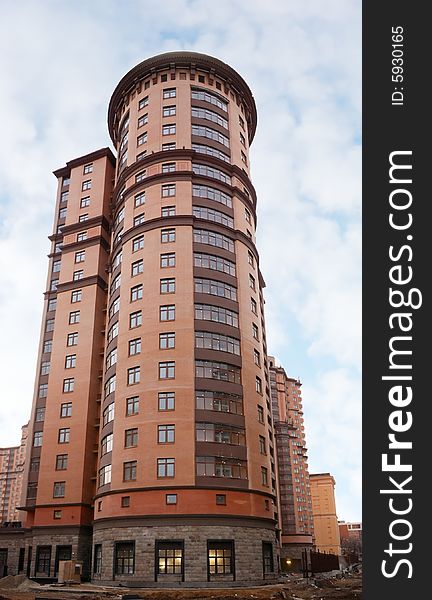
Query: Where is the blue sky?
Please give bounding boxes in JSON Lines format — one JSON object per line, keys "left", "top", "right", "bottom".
{"left": 0, "top": 0, "right": 361, "bottom": 521}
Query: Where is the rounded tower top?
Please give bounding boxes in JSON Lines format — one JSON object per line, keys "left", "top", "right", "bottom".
{"left": 108, "top": 51, "right": 257, "bottom": 145}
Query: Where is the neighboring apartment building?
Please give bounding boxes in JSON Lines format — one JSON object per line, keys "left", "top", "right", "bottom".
{"left": 339, "top": 520, "right": 362, "bottom": 563}
{"left": 310, "top": 473, "right": 341, "bottom": 555}
{"left": 268, "top": 357, "right": 314, "bottom": 570}
{"left": 0, "top": 424, "right": 28, "bottom": 524}
{"left": 1, "top": 52, "right": 279, "bottom": 585}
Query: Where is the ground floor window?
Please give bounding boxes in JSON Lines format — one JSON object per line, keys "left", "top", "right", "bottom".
{"left": 156, "top": 540, "right": 183, "bottom": 577}
{"left": 262, "top": 542, "right": 274, "bottom": 574}
{"left": 54, "top": 545, "right": 72, "bottom": 575}
{"left": 207, "top": 540, "right": 234, "bottom": 576}
{"left": 35, "top": 545, "right": 51, "bottom": 575}
{"left": 93, "top": 544, "right": 102, "bottom": 574}
{"left": 114, "top": 542, "right": 134, "bottom": 575}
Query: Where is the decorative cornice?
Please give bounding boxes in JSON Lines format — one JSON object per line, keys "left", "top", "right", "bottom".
{"left": 108, "top": 52, "right": 257, "bottom": 144}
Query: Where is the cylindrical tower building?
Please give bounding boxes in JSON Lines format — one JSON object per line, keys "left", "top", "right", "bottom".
{"left": 93, "top": 52, "right": 278, "bottom": 585}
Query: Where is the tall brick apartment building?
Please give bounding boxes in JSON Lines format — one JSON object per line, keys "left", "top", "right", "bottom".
{"left": 0, "top": 52, "right": 281, "bottom": 585}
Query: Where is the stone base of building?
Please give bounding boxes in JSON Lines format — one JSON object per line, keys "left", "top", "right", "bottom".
{"left": 92, "top": 516, "right": 278, "bottom": 585}
{"left": 280, "top": 535, "right": 314, "bottom": 572}
{"left": 1, "top": 518, "right": 279, "bottom": 586}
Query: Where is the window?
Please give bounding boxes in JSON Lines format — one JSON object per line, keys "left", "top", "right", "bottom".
{"left": 216, "top": 494, "right": 226, "bottom": 505}
{"left": 240, "top": 132, "right": 246, "bottom": 146}
{"left": 157, "top": 457, "right": 175, "bottom": 477}
{"left": 160, "top": 252, "right": 175, "bottom": 267}
{"left": 82, "top": 180, "right": 91, "bottom": 191}
{"left": 56, "top": 454, "right": 68, "bottom": 470}
{"left": 93, "top": 545, "right": 102, "bottom": 575}
{"left": 105, "top": 375, "right": 116, "bottom": 397}
{"left": 159, "top": 361, "right": 175, "bottom": 379}
{"left": 194, "top": 252, "right": 236, "bottom": 276}
{"left": 256, "top": 377, "right": 262, "bottom": 394}
{"left": 159, "top": 332, "right": 175, "bottom": 349}
{"left": 135, "top": 170, "right": 147, "bottom": 183}
{"left": 131, "top": 260, "right": 144, "bottom": 276}
{"left": 160, "top": 278, "right": 175, "bottom": 294}
{"left": 196, "top": 423, "right": 245, "bottom": 445}
{"left": 138, "top": 114, "right": 148, "bottom": 128}
{"left": 48, "top": 298, "right": 57, "bottom": 311}
{"left": 53, "top": 510, "right": 62, "bottom": 521}
{"left": 114, "top": 541, "right": 135, "bottom": 575}
{"left": 192, "top": 206, "right": 234, "bottom": 228}
{"left": 127, "top": 366, "right": 140, "bottom": 385}
{"left": 191, "top": 124, "right": 229, "bottom": 147}
{"left": 250, "top": 297, "right": 257, "bottom": 314}
{"left": 50, "top": 279, "right": 58, "bottom": 291}
{"left": 33, "top": 431, "right": 43, "bottom": 447}
{"left": 58, "top": 428, "right": 70, "bottom": 443}
{"left": 43, "top": 340, "right": 52, "bottom": 353}
{"left": 252, "top": 323, "right": 259, "bottom": 340}
{"left": 134, "top": 213, "right": 145, "bottom": 226}
{"left": 121, "top": 496, "right": 130, "bottom": 508}
{"left": 77, "top": 231, "right": 87, "bottom": 242}
{"left": 136, "top": 149, "right": 147, "bottom": 161}
{"left": 36, "top": 546, "right": 51, "bottom": 575}
{"left": 107, "top": 322, "right": 118, "bottom": 342}
{"left": 191, "top": 88, "right": 228, "bottom": 111}
{"left": 259, "top": 435, "right": 266, "bottom": 454}
{"left": 161, "top": 228, "right": 175, "bottom": 243}
{"left": 125, "top": 428, "right": 138, "bottom": 447}
{"left": 39, "top": 383, "right": 48, "bottom": 398}
{"left": 195, "top": 390, "right": 243, "bottom": 415}
{"left": 53, "top": 481, "right": 65, "bottom": 498}
{"left": 192, "top": 183, "right": 232, "bottom": 208}
{"left": 239, "top": 115, "right": 245, "bottom": 129}
{"left": 137, "top": 132, "right": 148, "bottom": 146}
{"left": 35, "top": 407, "right": 45, "bottom": 421}
{"left": 196, "top": 456, "right": 247, "bottom": 479}
{"left": 195, "top": 331, "right": 240, "bottom": 355}
{"left": 263, "top": 543, "right": 274, "bottom": 574}
{"left": 158, "top": 424, "right": 175, "bottom": 443}
{"left": 67, "top": 332, "right": 78, "bottom": 346}
{"left": 161, "top": 205, "right": 176, "bottom": 217}
{"left": 129, "top": 311, "right": 142, "bottom": 328}
{"left": 194, "top": 278, "right": 237, "bottom": 301}
{"left": 157, "top": 541, "right": 183, "bottom": 575}
{"left": 99, "top": 464, "right": 112, "bottom": 486}
{"left": 257, "top": 405, "right": 264, "bottom": 423}
{"left": 194, "top": 304, "right": 238, "bottom": 328}
{"left": 162, "top": 142, "right": 176, "bottom": 151}
{"left": 130, "top": 285, "right": 143, "bottom": 302}
{"left": 61, "top": 189, "right": 69, "bottom": 200}
{"left": 162, "top": 162, "right": 176, "bottom": 173}
{"left": 73, "top": 270, "right": 84, "bottom": 281}
{"left": 134, "top": 192, "right": 146, "bottom": 207}
{"left": 208, "top": 541, "right": 233, "bottom": 575}
{"left": 241, "top": 150, "right": 248, "bottom": 165}
{"left": 106, "top": 348, "right": 117, "bottom": 369}
{"left": 132, "top": 235, "right": 144, "bottom": 251}
{"left": 158, "top": 391, "right": 175, "bottom": 411}
{"left": 123, "top": 461, "right": 137, "bottom": 481}
{"left": 52, "top": 260, "right": 61, "bottom": 272}
{"left": 163, "top": 88, "right": 176, "bottom": 99}
{"left": 139, "top": 96, "right": 148, "bottom": 109}
{"left": 192, "top": 143, "right": 230, "bottom": 163}
{"left": 79, "top": 213, "right": 88, "bottom": 222}
{"left": 249, "top": 274, "right": 256, "bottom": 290}
{"left": 63, "top": 378, "right": 74, "bottom": 393}
{"left": 163, "top": 105, "right": 176, "bottom": 117}
{"left": 80, "top": 196, "right": 90, "bottom": 208}
{"left": 129, "top": 338, "right": 141, "bottom": 356}
{"left": 192, "top": 163, "right": 231, "bottom": 184}
{"left": 103, "top": 403, "right": 114, "bottom": 425}
{"left": 195, "top": 360, "right": 241, "bottom": 384}
{"left": 261, "top": 467, "right": 268, "bottom": 486}
{"left": 162, "top": 124, "right": 176, "bottom": 135}
{"left": 126, "top": 396, "right": 139, "bottom": 416}
{"left": 71, "top": 290, "right": 82, "bottom": 303}
{"left": 40, "top": 361, "right": 50, "bottom": 375}
{"left": 191, "top": 106, "right": 228, "bottom": 129}
{"left": 254, "top": 349, "right": 261, "bottom": 366}
{"left": 109, "top": 298, "right": 120, "bottom": 319}
{"left": 162, "top": 184, "right": 176, "bottom": 197}
{"left": 159, "top": 304, "right": 175, "bottom": 321}
{"left": 60, "top": 402, "right": 72, "bottom": 417}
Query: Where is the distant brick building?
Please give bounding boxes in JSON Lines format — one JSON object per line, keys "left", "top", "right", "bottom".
{"left": 310, "top": 473, "right": 341, "bottom": 555}
{"left": 0, "top": 424, "right": 28, "bottom": 524}
{"left": 268, "top": 358, "right": 314, "bottom": 570}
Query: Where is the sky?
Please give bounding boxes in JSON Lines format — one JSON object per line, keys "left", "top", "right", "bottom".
{"left": 0, "top": 1, "right": 361, "bottom": 520}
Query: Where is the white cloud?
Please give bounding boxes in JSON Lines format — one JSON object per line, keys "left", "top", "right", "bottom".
{"left": 0, "top": 0, "right": 361, "bottom": 520}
